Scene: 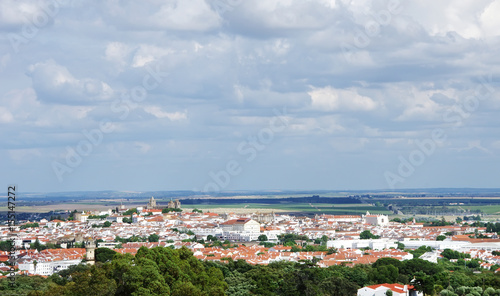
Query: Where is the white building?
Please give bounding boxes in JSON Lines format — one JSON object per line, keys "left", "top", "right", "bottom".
{"left": 219, "top": 218, "right": 261, "bottom": 241}
{"left": 358, "top": 284, "right": 422, "bottom": 296}
{"left": 220, "top": 218, "right": 260, "bottom": 233}
{"left": 18, "top": 258, "right": 83, "bottom": 276}
{"left": 327, "top": 239, "right": 398, "bottom": 250}
{"left": 106, "top": 215, "right": 124, "bottom": 223}
{"left": 364, "top": 212, "right": 389, "bottom": 226}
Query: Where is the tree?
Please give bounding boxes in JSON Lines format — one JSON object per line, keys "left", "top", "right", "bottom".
{"left": 360, "top": 230, "right": 380, "bottom": 239}
{"left": 33, "top": 239, "right": 43, "bottom": 252}
{"left": 385, "top": 290, "right": 393, "bottom": 296}
{"left": 103, "top": 221, "right": 112, "bottom": 227}
{"left": 318, "top": 276, "right": 359, "bottom": 296}
{"left": 258, "top": 235, "right": 268, "bottom": 242}
{"left": 148, "top": 233, "right": 159, "bottom": 242}
{"left": 437, "top": 235, "right": 446, "bottom": 241}
{"left": 95, "top": 248, "right": 117, "bottom": 263}
{"left": 123, "top": 208, "right": 137, "bottom": 215}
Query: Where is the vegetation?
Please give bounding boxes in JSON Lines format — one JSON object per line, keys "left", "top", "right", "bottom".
{"left": 148, "top": 234, "right": 159, "bottom": 242}
{"left": 2, "top": 246, "right": 500, "bottom": 295}
{"left": 360, "top": 230, "right": 380, "bottom": 239}
{"left": 20, "top": 222, "right": 39, "bottom": 229}
{"left": 88, "top": 214, "right": 109, "bottom": 219}
{"left": 122, "top": 208, "right": 137, "bottom": 216}
{"left": 95, "top": 248, "right": 117, "bottom": 263}
{"left": 162, "top": 208, "right": 182, "bottom": 213}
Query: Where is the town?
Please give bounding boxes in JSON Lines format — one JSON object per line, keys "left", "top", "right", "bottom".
{"left": 2, "top": 196, "right": 500, "bottom": 295}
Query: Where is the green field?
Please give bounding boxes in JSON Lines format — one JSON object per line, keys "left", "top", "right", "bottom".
{"left": 449, "top": 205, "right": 500, "bottom": 215}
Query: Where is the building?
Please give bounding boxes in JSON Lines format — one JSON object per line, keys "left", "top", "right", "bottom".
{"left": 358, "top": 284, "right": 422, "bottom": 296}
{"left": 320, "top": 214, "right": 363, "bottom": 223}
{"left": 364, "top": 212, "right": 389, "bottom": 226}
{"left": 85, "top": 240, "right": 96, "bottom": 265}
{"left": 219, "top": 218, "right": 261, "bottom": 241}
{"left": 254, "top": 212, "right": 276, "bottom": 223}
{"left": 74, "top": 212, "right": 90, "bottom": 223}
{"left": 220, "top": 218, "right": 260, "bottom": 232}
{"left": 147, "top": 196, "right": 157, "bottom": 209}
{"left": 167, "top": 199, "right": 181, "bottom": 209}
{"left": 327, "top": 239, "right": 398, "bottom": 250}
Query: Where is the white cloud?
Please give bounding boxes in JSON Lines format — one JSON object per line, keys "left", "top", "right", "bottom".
{"left": 308, "top": 86, "right": 377, "bottom": 112}
{"left": 8, "top": 148, "right": 41, "bottom": 163}
{"left": 103, "top": 0, "right": 221, "bottom": 32}
{"left": 480, "top": 1, "right": 500, "bottom": 37}
{"left": 0, "top": 106, "right": 14, "bottom": 123}
{"left": 134, "top": 142, "right": 151, "bottom": 153}
{"left": 27, "top": 59, "right": 114, "bottom": 105}
{"left": 403, "top": 0, "right": 498, "bottom": 39}
{"left": 143, "top": 106, "right": 187, "bottom": 121}
{"left": 105, "top": 42, "right": 132, "bottom": 68}
{"left": 132, "top": 45, "right": 174, "bottom": 68}
{"left": 0, "top": 0, "right": 44, "bottom": 28}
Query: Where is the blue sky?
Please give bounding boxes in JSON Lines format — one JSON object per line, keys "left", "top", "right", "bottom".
{"left": 1, "top": 0, "right": 499, "bottom": 193}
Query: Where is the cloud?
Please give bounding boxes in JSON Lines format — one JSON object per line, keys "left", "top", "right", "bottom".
{"left": 403, "top": 0, "right": 499, "bottom": 39}
{"left": 0, "top": 106, "right": 14, "bottom": 123}
{"left": 1, "top": 0, "right": 500, "bottom": 191}
{"left": 105, "top": 42, "right": 133, "bottom": 68}
{"left": 103, "top": 0, "right": 221, "bottom": 32}
{"left": 0, "top": 0, "right": 46, "bottom": 29}
{"left": 26, "top": 59, "right": 114, "bottom": 105}
{"left": 143, "top": 106, "right": 187, "bottom": 121}
{"left": 308, "top": 86, "right": 378, "bottom": 111}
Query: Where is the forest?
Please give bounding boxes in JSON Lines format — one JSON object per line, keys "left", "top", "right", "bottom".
{"left": 2, "top": 246, "right": 500, "bottom": 296}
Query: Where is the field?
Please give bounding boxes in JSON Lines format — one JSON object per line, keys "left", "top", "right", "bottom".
{"left": 185, "top": 203, "right": 391, "bottom": 215}
{"left": 448, "top": 205, "right": 500, "bottom": 215}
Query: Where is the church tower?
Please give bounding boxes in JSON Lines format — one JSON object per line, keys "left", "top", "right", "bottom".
{"left": 85, "top": 240, "right": 96, "bottom": 265}
{"left": 147, "top": 196, "right": 157, "bottom": 209}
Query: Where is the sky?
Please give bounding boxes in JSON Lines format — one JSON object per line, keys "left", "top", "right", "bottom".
{"left": 1, "top": 0, "right": 500, "bottom": 193}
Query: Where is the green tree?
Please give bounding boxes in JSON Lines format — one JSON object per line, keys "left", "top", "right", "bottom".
{"left": 95, "top": 248, "right": 117, "bottom": 263}
{"left": 103, "top": 221, "right": 112, "bottom": 227}
{"left": 33, "top": 239, "right": 43, "bottom": 252}
{"left": 123, "top": 208, "right": 137, "bottom": 215}
{"left": 148, "top": 234, "right": 159, "bottom": 243}
{"left": 318, "top": 276, "right": 359, "bottom": 296}
{"left": 258, "top": 235, "right": 268, "bottom": 242}
{"left": 437, "top": 235, "right": 446, "bottom": 241}
{"left": 360, "top": 230, "right": 380, "bottom": 239}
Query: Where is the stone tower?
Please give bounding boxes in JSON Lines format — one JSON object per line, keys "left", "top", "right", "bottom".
{"left": 85, "top": 240, "right": 96, "bottom": 265}
{"left": 147, "top": 196, "right": 157, "bottom": 209}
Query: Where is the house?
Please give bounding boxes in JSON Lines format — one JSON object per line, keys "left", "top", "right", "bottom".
{"left": 358, "top": 284, "right": 422, "bottom": 296}
{"left": 220, "top": 218, "right": 260, "bottom": 233}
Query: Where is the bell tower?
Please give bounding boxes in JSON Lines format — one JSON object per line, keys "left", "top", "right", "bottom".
{"left": 85, "top": 240, "right": 96, "bottom": 265}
